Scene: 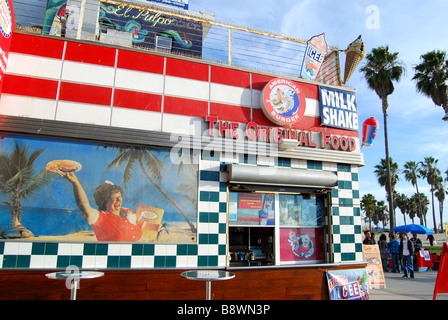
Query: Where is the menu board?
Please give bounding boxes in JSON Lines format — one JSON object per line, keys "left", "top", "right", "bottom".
{"left": 362, "top": 245, "right": 386, "bottom": 289}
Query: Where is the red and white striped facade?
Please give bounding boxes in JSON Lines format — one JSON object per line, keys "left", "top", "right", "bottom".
{"left": 0, "top": 32, "right": 362, "bottom": 165}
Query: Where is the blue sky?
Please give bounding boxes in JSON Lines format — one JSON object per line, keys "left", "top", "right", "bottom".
{"left": 187, "top": 0, "right": 448, "bottom": 229}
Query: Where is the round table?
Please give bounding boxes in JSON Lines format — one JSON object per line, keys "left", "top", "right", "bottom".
{"left": 181, "top": 270, "right": 235, "bottom": 300}
{"left": 46, "top": 270, "right": 104, "bottom": 300}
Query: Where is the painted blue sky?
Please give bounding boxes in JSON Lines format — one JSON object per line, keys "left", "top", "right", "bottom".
{"left": 187, "top": 0, "right": 448, "bottom": 229}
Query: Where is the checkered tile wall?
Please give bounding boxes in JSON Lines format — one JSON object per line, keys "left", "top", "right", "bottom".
{"left": 0, "top": 152, "right": 362, "bottom": 269}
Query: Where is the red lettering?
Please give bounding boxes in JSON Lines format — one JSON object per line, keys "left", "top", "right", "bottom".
{"left": 206, "top": 116, "right": 218, "bottom": 135}
{"left": 349, "top": 138, "right": 357, "bottom": 152}
{"left": 298, "top": 131, "right": 308, "bottom": 146}
{"left": 340, "top": 137, "right": 348, "bottom": 151}
{"left": 331, "top": 135, "right": 340, "bottom": 150}
{"left": 246, "top": 122, "right": 258, "bottom": 140}
{"left": 322, "top": 132, "right": 331, "bottom": 148}
{"left": 219, "top": 121, "right": 229, "bottom": 137}
{"left": 259, "top": 126, "right": 268, "bottom": 142}
{"left": 231, "top": 122, "right": 239, "bottom": 139}
{"left": 308, "top": 132, "right": 317, "bottom": 148}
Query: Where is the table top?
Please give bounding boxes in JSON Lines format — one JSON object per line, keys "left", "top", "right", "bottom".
{"left": 46, "top": 271, "right": 104, "bottom": 280}
{"left": 181, "top": 270, "right": 235, "bottom": 281}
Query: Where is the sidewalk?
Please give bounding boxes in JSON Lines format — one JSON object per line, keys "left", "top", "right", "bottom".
{"left": 369, "top": 270, "right": 448, "bottom": 300}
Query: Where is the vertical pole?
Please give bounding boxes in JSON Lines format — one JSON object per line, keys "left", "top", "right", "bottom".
{"left": 70, "top": 279, "right": 79, "bottom": 300}
{"left": 228, "top": 28, "right": 232, "bottom": 66}
{"left": 206, "top": 281, "right": 211, "bottom": 300}
{"left": 77, "top": 0, "right": 87, "bottom": 40}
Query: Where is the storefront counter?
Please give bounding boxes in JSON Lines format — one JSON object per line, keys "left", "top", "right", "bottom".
{"left": 0, "top": 262, "right": 367, "bottom": 300}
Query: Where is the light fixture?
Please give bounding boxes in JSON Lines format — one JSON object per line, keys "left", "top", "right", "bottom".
{"left": 278, "top": 138, "right": 299, "bottom": 150}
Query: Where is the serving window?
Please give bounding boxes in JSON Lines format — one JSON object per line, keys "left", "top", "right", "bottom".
{"left": 228, "top": 189, "right": 329, "bottom": 266}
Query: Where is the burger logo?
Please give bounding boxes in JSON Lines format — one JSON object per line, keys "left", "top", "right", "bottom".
{"left": 260, "top": 78, "right": 306, "bottom": 126}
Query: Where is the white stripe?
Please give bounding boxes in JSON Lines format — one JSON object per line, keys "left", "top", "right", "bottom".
{"left": 61, "top": 61, "right": 115, "bottom": 87}
{"left": 165, "top": 76, "right": 209, "bottom": 101}
{"left": 210, "top": 82, "right": 252, "bottom": 107}
{"left": 115, "top": 68, "right": 164, "bottom": 94}
{"left": 55, "top": 101, "right": 112, "bottom": 126}
{"left": 6, "top": 53, "right": 62, "bottom": 80}
{"left": 111, "top": 107, "right": 162, "bottom": 131}
{"left": 0, "top": 94, "right": 56, "bottom": 119}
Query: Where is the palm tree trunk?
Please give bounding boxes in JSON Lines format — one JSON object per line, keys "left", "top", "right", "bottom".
{"left": 431, "top": 190, "right": 437, "bottom": 233}
{"left": 382, "top": 97, "right": 395, "bottom": 234}
{"left": 415, "top": 183, "right": 423, "bottom": 225}
{"left": 138, "top": 159, "right": 197, "bottom": 234}
{"left": 10, "top": 197, "right": 34, "bottom": 238}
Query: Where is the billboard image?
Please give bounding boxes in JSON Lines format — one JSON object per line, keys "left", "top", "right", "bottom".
{"left": 99, "top": 1, "right": 202, "bottom": 57}
{"left": 0, "top": 135, "right": 198, "bottom": 243}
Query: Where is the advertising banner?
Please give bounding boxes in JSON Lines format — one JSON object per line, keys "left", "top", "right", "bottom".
{"left": 99, "top": 1, "right": 202, "bottom": 56}
{"left": 0, "top": 134, "right": 198, "bottom": 243}
{"left": 280, "top": 228, "right": 324, "bottom": 262}
{"left": 319, "top": 86, "right": 359, "bottom": 131}
{"left": 326, "top": 269, "right": 370, "bottom": 300}
{"left": 363, "top": 245, "right": 386, "bottom": 289}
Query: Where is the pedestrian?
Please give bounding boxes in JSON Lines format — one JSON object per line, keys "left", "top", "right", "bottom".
{"left": 388, "top": 234, "right": 400, "bottom": 273}
{"left": 411, "top": 234, "right": 423, "bottom": 270}
{"left": 378, "top": 234, "right": 389, "bottom": 272}
{"left": 399, "top": 232, "right": 415, "bottom": 278}
{"left": 427, "top": 234, "right": 434, "bottom": 246}
{"left": 363, "top": 230, "right": 376, "bottom": 245}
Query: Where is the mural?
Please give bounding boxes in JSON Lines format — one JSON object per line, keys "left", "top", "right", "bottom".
{"left": 0, "top": 135, "right": 198, "bottom": 243}
{"left": 99, "top": 1, "right": 203, "bottom": 57}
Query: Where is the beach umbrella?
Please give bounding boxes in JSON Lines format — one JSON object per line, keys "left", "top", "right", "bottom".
{"left": 392, "top": 224, "right": 433, "bottom": 235}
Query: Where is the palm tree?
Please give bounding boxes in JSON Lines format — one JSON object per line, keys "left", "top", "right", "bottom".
{"left": 374, "top": 158, "right": 400, "bottom": 223}
{"left": 376, "top": 200, "right": 389, "bottom": 230}
{"left": 395, "top": 193, "right": 409, "bottom": 225}
{"left": 105, "top": 146, "right": 197, "bottom": 233}
{"left": 0, "top": 141, "right": 50, "bottom": 238}
{"left": 402, "top": 161, "right": 423, "bottom": 223}
{"left": 413, "top": 50, "right": 448, "bottom": 121}
{"left": 361, "top": 193, "right": 376, "bottom": 231}
{"left": 361, "top": 46, "right": 405, "bottom": 233}
{"left": 419, "top": 157, "right": 441, "bottom": 233}
{"left": 434, "top": 177, "right": 446, "bottom": 233}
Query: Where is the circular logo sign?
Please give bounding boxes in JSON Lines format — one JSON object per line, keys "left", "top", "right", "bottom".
{"left": 260, "top": 78, "right": 306, "bottom": 126}
{"left": 0, "top": 0, "right": 12, "bottom": 39}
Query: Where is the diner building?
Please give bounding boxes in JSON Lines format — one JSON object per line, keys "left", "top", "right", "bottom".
{"left": 0, "top": 0, "right": 368, "bottom": 299}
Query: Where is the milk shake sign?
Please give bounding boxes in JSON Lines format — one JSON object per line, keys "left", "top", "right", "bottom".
{"left": 319, "top": 87, "right": 359, "bottom": 131}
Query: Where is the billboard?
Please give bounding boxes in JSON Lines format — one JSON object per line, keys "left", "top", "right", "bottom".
{"left": 99, "top": 1, "right": 202, "bottom": 57}
{"left": 0, "top": 135, "right": 198, "bottom": 243}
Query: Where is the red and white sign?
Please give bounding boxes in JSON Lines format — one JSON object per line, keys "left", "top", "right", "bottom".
{"left": 0, "top": 0, "right": 14, "bottom": 95}
{"left": 260, "top": 78, "right": 306, "bottom": 126}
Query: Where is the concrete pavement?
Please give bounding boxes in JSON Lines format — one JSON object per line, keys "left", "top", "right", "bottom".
{"left": 369, "top": 270, "right": 448, "bottom": 300}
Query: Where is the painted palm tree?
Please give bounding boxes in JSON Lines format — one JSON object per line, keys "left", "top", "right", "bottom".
{"left": 105, "top": 146, "right": 197, "bottom": 233}
{"left": 361, "top": 193, "right": 376, "bottom": 231}
{"left": 361, "top": 46, "right": 405, "bottom": 232}
{"left": 419, "top": 156, "right": 441, "bottom": 233}
{"left": 402, "top": 161, "right": 423, "bottom": 223}
{"left": 0, "top": 141, "right": 50, "bottom": 238}
{"left": 413, "top": 50, "right": 448, "bottom": 121}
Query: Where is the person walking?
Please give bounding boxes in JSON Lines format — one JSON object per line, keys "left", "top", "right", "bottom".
{"left": 378, "top": 234, "right": 389, "bottom": 272}
{"left": 388, "top": 234, "right": 400, "bottom": 273}
{"left": 399, "top": 232, "right": 415, "bottom": 278}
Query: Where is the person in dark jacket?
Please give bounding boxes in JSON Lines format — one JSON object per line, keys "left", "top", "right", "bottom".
{"left": 363, "top": 230, "right": 376, "bottom": 245}
{"left": 399, "top": 232, "right": 414, "bottom": 278}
